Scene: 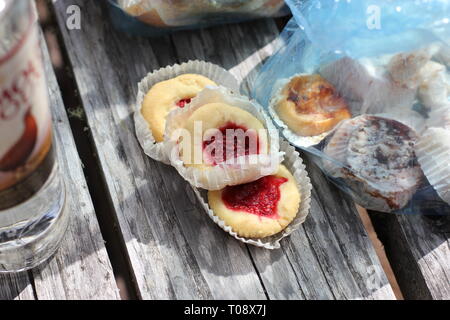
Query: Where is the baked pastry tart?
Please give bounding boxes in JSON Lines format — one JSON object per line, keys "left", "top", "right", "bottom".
{"left": 180, "top": 102, "right": 268, "bottom": 168}
{"left": 141, "top": 74, "right": 217, "bottom": 142}
{"left": 323, "top": 115, "right": 423, "bottom": 212}
{"left": 207, "top": 165, "right": 300, "bottom": 238}
{"left": 165, "top": 86, "right": 282, "bottom": 190}
{"left": 388, "top": 49, "right": 432, "bottom": 89}
{"left": 273, "top": 74, "right": 351, "bottom": 137}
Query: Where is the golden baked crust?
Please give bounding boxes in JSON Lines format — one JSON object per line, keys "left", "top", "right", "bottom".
{"left": 181, "top": 102, "right": 268, "bottom": 168}
{"left": 141, "top": 74, "right": 216, "bottom": 142}
{"left": 124, "top": 3, "right": 168, "bottom": 27}
{"left": 208, "top": 165, "right": 300, "bottom": 238}
{"left": 275, "top": 74, "right": 351, "bottom": 136}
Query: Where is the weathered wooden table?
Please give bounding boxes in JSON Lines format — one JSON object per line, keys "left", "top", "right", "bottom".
{"left": 0, "top": 0, "right": 448, "bottom": 300}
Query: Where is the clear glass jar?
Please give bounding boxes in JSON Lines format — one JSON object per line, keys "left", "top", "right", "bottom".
{"left": 0, "top": 0, "right": 68, "bottom": 272}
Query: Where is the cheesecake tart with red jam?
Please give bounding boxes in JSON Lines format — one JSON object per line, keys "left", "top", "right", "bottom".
{"left": 208, "top": 165, "right": 300, "bottom": 238}
{"left": 180, "top": 102, "right": 268, "bottom": 169}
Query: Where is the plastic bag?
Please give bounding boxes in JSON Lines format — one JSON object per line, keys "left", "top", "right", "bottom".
{"left": 107, "top": 0, "right": 289, "bottom": 37}
{"left": 253, "top": 0, "right": 450, "bottom": 214}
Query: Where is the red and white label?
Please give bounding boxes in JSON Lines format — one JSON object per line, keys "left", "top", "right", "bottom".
{"left": 0, "top": 23, "right": 52, "bottom": 191}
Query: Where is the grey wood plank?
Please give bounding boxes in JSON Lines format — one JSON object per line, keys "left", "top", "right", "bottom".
{"left": 27, "top": 32, "right": 121, "bottom": 300}
{"left": 394, "top": 215, "right": 450, "bottom": 300}
{"left": 0, "top": 272, "right": 35, "bottom": 300}
{"left": 373, "top": 213, "right": 450, "bottom": 300}
{"left": 289, "top": 158, "right": 395, "bottom": 299}
{"left": 170, "top": 22, "right": 397, "bottom": 299}
{"left": 52, "top": 0, "right": 266, "bottom": 299}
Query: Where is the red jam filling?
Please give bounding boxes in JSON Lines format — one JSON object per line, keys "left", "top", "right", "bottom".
{"left": 202, "top": 122, "right": 260, "bottom": 165}
{"left": 222, "top": 175, "right": 288, "bottom": 218}
{"left": 176, "top": 98, "right": 192, "bottom": 108}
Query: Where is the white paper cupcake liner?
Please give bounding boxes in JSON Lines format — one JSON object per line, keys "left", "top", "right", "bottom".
{"left": 416, "top": 127, "right": 450, "bottom": 205}
{"left": 427, "top": 103, "right": 450, "bottom": 130}
{"left": 165, "top": 86, "right": 284, "bottom": 190}
{"left": 134, "top": 60, "right": 240, "bottom": 164}
{"left": 321, "top": 116, "right": 367, "bottom": 174}
{"left": 193, "top": 139, "right": 312, "bottom": 249}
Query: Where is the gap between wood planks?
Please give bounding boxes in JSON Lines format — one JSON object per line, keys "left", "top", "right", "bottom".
{"left": 38, "top": 0, "right": 403, "bottom": 300}
{"left": 36, "top": 0, "right": 138, "bottom": 300}
{"left": 356, "top": 207, "right": 403, "bottom": 299}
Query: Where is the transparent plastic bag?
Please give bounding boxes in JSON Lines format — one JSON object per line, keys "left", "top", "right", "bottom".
{"left": 108, "top": 0, "right": 289, "bottom": 37}
{"left": 253, "top": 0, "right": 450, "bottom": 214}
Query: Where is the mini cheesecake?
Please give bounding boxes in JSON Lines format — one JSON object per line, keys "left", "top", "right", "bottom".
{"left": 181, "top": 102, "right": 268, "bottom": 168}
{"left": 208, "top": 165, "right": 300, "bottom": 238}
{"left": 273, "top": 74, "right": 351, "bottom": 137}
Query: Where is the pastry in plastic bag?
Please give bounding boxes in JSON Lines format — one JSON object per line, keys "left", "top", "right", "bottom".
{"left": 207, "top": 165, "right": 300, "bottom": 238}
{"left": 387, "top": 49, "right": 433, "bottom": 89}
{"left": 320, "top": 56, "right": 416, "bottom": 116}
{"left": 323, "top": 115, "right": 423, "bottom": 212}
{"left": 272, "top": 74, "right": 351, "bottom": 137}
{"left": 417, "top": 61, "right": 450, "bottom": 110}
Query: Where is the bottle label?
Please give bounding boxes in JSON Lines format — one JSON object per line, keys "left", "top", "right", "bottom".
{"left": 0, "top": 21, "right": 53, "bottom": 210}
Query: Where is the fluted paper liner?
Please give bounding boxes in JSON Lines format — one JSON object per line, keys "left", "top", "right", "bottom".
{"left": 193, "top": 139, "right": 312, "bottom": 249}
{"left": 427, "top": 103, "right": 450, "bottom": 130}
{"left": 134, "top": 60, "right": 240, "bottom": 164}
{"left": 165, "top": 86, "right": 284, "bottom": 190}
{"left": 416, "top": 127, "right": 450, "bottom": 205}
{"left": 322, "top": 116, "right": 366, "bottom": 175}
{"left": 419, "top": 104, "right": 450, "bottom": 205}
